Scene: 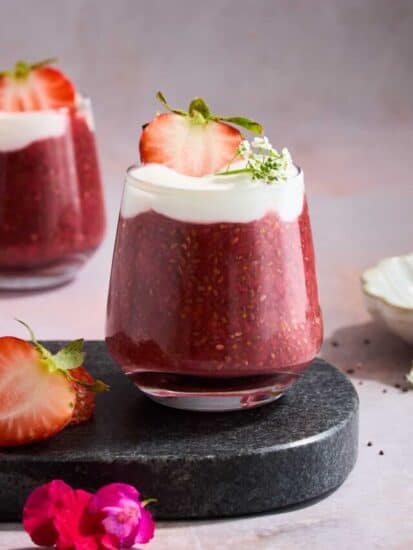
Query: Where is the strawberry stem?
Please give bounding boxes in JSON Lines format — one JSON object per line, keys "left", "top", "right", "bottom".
{"left": 156, "top": 91, "right": 186, "bottom": 116}
{"left": 15, "top": 319, "right": 109, "bottom": 392}
{"left": 16, "top": 319, "right": 36, "bottom": 343}
{"left": 0, "top": 57, "right": 58, "bottom": 80}
{"left": 188, "top": 97, "right": 210, "bottom": 119}
{"left": 30, "top": 57, "right": 58, "bottom": 69}
{"left": 216, "top": 168, "right": 253, "bottom": 176}
{"left": 155, "top": 91, "right": 263, "bottom": 134}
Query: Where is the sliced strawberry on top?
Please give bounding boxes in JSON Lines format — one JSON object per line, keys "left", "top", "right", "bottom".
{"left": 0, "top": 337, "right": 75, "bottom": 447}
{"left": 0, "top": 58, "right": 76, "bottom": 112}
{"left": 139, "top": 92, "right": 263, "bottom": 177}
{"left": 140, "top": 113, "right": 243, "bottom": 177}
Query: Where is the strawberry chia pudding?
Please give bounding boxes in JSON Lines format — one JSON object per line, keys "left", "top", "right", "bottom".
{"left": 106, "top": 94, "right": 322, "bottom": 410}
{"left": 0, "top": 101, "right": 105, "bottom": 287}
{"left": 107, "top": 164, "right": 322, "bottom": 410}
{"left": 0, "top": 60, "right": 105, "bottom": 289}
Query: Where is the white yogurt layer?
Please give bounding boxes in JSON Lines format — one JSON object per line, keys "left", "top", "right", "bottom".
{"left": 122, "top": 162, "right": 305, "bottom": 224}
{"left": 0, "top": 96, "right": 93, "bottom": 152}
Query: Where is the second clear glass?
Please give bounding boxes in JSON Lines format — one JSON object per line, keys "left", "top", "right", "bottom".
{"left": 0, "top": 97, "right": 106, "bottom": 289}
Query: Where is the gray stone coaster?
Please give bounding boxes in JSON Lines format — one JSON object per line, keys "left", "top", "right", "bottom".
{"left": 0, "top": 341, "right": 358, "bottom": 521}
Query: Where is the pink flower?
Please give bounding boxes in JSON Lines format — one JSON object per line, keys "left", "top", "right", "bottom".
{"left": 53, "top": 488, "right": 117, "bottom": 550}
{"left": 23, "top": 481, "right": 155, "bottom": 549}
{"left": 88, "top": 483, "right": 155, "bottom": 547}
{"left": 23, "top": 480, "right": 72, "bottom": 547}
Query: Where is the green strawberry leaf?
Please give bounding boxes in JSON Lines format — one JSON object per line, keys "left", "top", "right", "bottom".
{"left": 219, "top": 116, "right": 263, "bottom": 135}
{"left": 54, "top": 339, "right": 85, "bottom": 371}
{"left": 155, "top": 92, "right": 263, "bottom": 135}
{"left": 16, "top": 320, "right": 109, "bottom": 393}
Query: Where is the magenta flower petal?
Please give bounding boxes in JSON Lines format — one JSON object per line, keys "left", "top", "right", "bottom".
{"left": 54, "top": 488, "right": 118, "bottom": 550}
{"left": 88, "top": 483, "right": 155, "bottom": 547}
{"left": 135, "top": 507, "right": 155, "bottom": 544}
{"left": 22, "top": 480, "right": 73, "bottom": 547}
{"left": 89, "top": 483, "right": 140, "bottom": 511}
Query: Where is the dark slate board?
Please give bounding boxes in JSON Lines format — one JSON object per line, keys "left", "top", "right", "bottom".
{"left": 0, "top": 341, "right": 358, "bottom": 521}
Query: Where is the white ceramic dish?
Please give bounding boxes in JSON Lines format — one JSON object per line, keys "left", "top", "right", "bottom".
{"left": 361, "top": 253, "right": 413, "bottom": 344}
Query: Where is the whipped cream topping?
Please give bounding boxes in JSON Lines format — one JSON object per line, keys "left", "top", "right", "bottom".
{"left": 0, "top": 96, "right": 94, "bottom": 152}
{"left": 122, "top": 162, "right": 305, "bottom": 224}
{"left": 0, "top": 110, "right": 67, "bottom": 152}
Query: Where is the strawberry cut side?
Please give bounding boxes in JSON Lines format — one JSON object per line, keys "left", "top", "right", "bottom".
{"left": 0, "top": 337, "right": 75, "bottom": 447}
{"left": 140, "top": 113, "right": 242, "bottom": 177}
{"left": 138, "top": 92, "right": 263, "bottom": 178}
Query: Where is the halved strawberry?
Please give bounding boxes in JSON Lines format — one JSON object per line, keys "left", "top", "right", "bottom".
{"left": 139, "top": 92, "right": 263, "bottom": 177}
{"left": 0, "top": 58, "right": 75, "bottom": 112}
{"left": 0, "top": 322, "right": 108, "bottom": 447}
{"left": 0, "top": 337, "right": 75, "bottom": 447}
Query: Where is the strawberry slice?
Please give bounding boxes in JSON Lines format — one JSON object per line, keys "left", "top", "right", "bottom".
{"left": 0, "top": 322, "right": 108, "bottom": 447}
{"left": 0, "top": 337, "right": 75, "bottom": 447}
{"left": 139, "top": 92, "right": 263, "bottom": 177}
{"left": 0, "top": 58, "right": 75, "bottom": 112}
{"left": 140, "top": 113, "right": 242, "bottom": 177}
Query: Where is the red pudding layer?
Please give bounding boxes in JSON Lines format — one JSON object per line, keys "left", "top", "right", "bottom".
{"left": 70, "top": 110, "right": 106, "bottom": 249}
{"left": 106, "top": 201, "right": 323, "bottom": 379}
{"left": 0, "top": 110, "right": 105, "bottom": 269}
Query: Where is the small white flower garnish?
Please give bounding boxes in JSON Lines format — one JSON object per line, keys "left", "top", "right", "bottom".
{"left": 251, "top": 136, "right": 273, "bottom": 151}
{"left": 217, "top": 135, "right": 294, "bottom": 184}
{"left": 238, "top": 139, "right": 251, "bottom": 157}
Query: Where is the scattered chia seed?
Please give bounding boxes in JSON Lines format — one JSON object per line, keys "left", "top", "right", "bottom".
{"left": 331, "top": 340, "right": 339, "bottom": 347}
{"left": 346, "top": 368, "right": 355, "bottom": 374}
{"left": 402, "top": 387, "right": 409, "bottom": 393}
{"left": 379, "top": 450, "right": 384, "bottom": 456}
{"left": 363, "top": 338, "right": 371, "bottom": 345}
{"left": 395, "top": 383, "right": 401, "bottom": 389}
{"left": 367, "top": 442, "right": 372, "bottom": 447}
{"left": 382, "top": 389, "right": 387, "bottom": 393}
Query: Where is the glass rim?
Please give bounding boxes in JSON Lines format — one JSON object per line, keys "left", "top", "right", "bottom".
{"left": 125, "top": 163, "right": 303, "bottom": 195}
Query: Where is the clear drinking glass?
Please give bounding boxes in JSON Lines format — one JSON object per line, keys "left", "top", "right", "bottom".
{"left": 0, "top": 97, "right": 105, "bottom": 289}
{"left": 106, "top": 165, "right": 322, "bottom": 411}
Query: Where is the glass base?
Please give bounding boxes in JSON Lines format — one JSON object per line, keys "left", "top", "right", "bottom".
{"left": 131, "top": 371, "right": 299, "bottom": 412}
{"left": 0, "top": 254, "right": 88, "bottom": 290}
{"left": 147, "top": 392, "right": 284, "bottom": 412}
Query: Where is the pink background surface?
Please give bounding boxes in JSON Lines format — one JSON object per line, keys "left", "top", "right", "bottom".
{"left": 0, "top": 1, "right": 412, "bottom": 548}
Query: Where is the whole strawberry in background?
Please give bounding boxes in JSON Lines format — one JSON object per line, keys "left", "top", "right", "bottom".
{"left": 0, "top": 321, "right": 108, "bottom": 447}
